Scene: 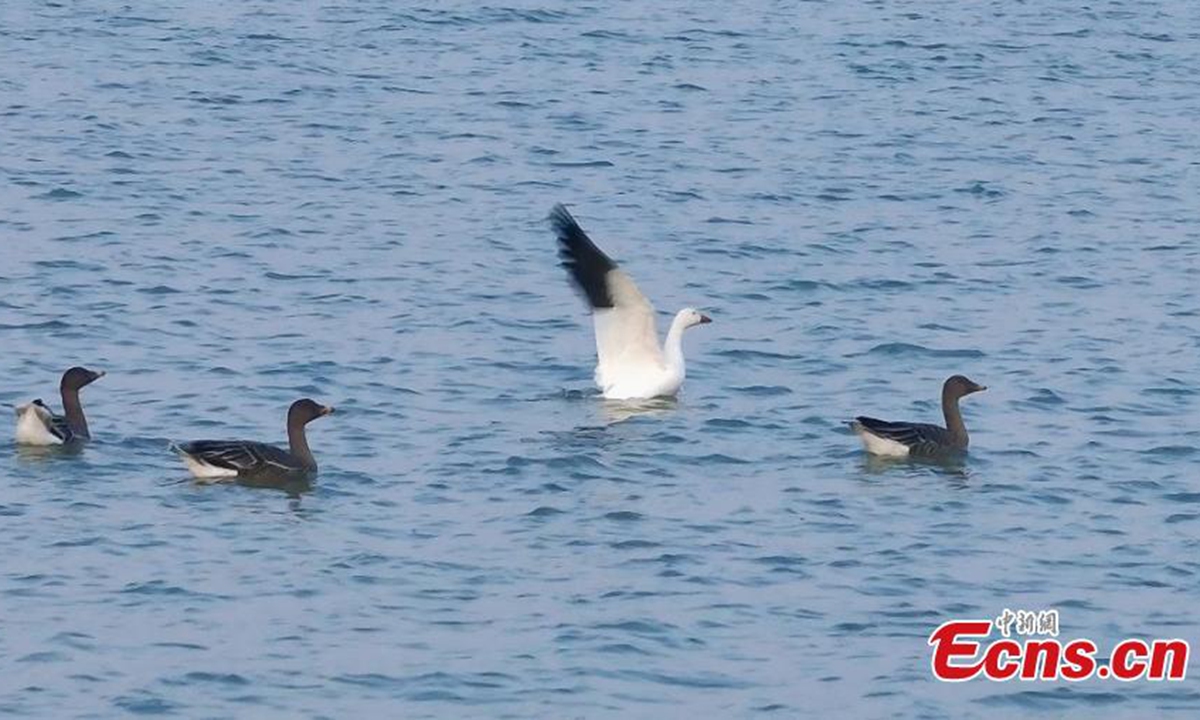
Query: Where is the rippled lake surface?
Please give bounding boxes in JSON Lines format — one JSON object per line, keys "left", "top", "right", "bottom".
{"left": 2, "top": 2, "right": 1198, "bottom": 717}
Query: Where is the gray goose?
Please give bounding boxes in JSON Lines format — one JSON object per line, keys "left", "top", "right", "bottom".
{"left": 850, "top": 375, "right": 986, "bottom": 456}
{"left": 173, "top": 398, "right": 334, "bottom": 481}
{"left": 14, "top": 366, "right": 105, "bottom": 445}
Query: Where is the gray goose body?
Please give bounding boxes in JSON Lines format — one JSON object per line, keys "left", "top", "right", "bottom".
{"left": 850, "top": 375, "right": 986, "bottom": 457}
{"left": 174, "top": 439, "right": 311, "bottom": 476}
{"left": 31, "top": 398, "right": 75, "bottom": 443}
{"left": 851, "top": 417, "right": 959, "bottom": 456}
{"left": 174, "top": 399, "right": 334, "bottom": 481}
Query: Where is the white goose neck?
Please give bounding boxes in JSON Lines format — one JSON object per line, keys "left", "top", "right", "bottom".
{"left": 663, "top": 312, "right": 691, "bottom": 373}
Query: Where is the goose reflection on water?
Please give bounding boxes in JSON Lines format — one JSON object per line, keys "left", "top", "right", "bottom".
{"left": 231, "top": 473, "right": 314, "bottom": 498}
{"left": 857, "top": 450, "right": 973, "bottom": 483}
{"left": 599, "top": 396, "right": 679, "bottom": 425}
{"left": 15, "top": 442, "right": 85, "bottom": 463}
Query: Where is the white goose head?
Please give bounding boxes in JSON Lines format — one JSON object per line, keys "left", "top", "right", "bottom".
{"left": 674, "top": 307, "right": 713, "bottom": 330}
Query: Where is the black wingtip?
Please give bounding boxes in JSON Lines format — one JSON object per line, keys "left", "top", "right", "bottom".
{"left": 549, "top": 203, "right": 616, "bottom": 309}
{"left": 548, "top": 203, "right": 577, "bottom": 234}
{"left": 852, "top": 416, "right": 888, "bottom": 432}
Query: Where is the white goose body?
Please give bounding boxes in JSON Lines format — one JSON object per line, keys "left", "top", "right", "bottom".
{"left": 551, "top": 204, "right": 710, "bottom": 401}
{"left": 592, "top": 307, "right": 693, "bottom": 400}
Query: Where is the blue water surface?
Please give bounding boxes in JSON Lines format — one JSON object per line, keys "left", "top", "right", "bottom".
{"left": 1, "top": 2, "right": 1198, "bottom": 718}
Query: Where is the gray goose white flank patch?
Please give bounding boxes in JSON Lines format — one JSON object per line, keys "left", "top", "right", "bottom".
{"left": 14, "top": 366, "right": 105, "bottom": 445}
{"left": 172, "top": 398, "right": 334, "bottom": 482}
{"left": 850, "top": 375, "right": 986, "bottom": 457}
{"left": 549, "top": 203, "right": 711, "bottom": 400}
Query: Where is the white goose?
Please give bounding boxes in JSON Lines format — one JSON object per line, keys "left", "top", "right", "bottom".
{"left": 550, "top": 204, "right": 711, "bottom": 400}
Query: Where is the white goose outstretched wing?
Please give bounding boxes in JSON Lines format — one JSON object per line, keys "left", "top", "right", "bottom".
{"left": 550, "top": 205, "right": 663, "bottom": 387}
